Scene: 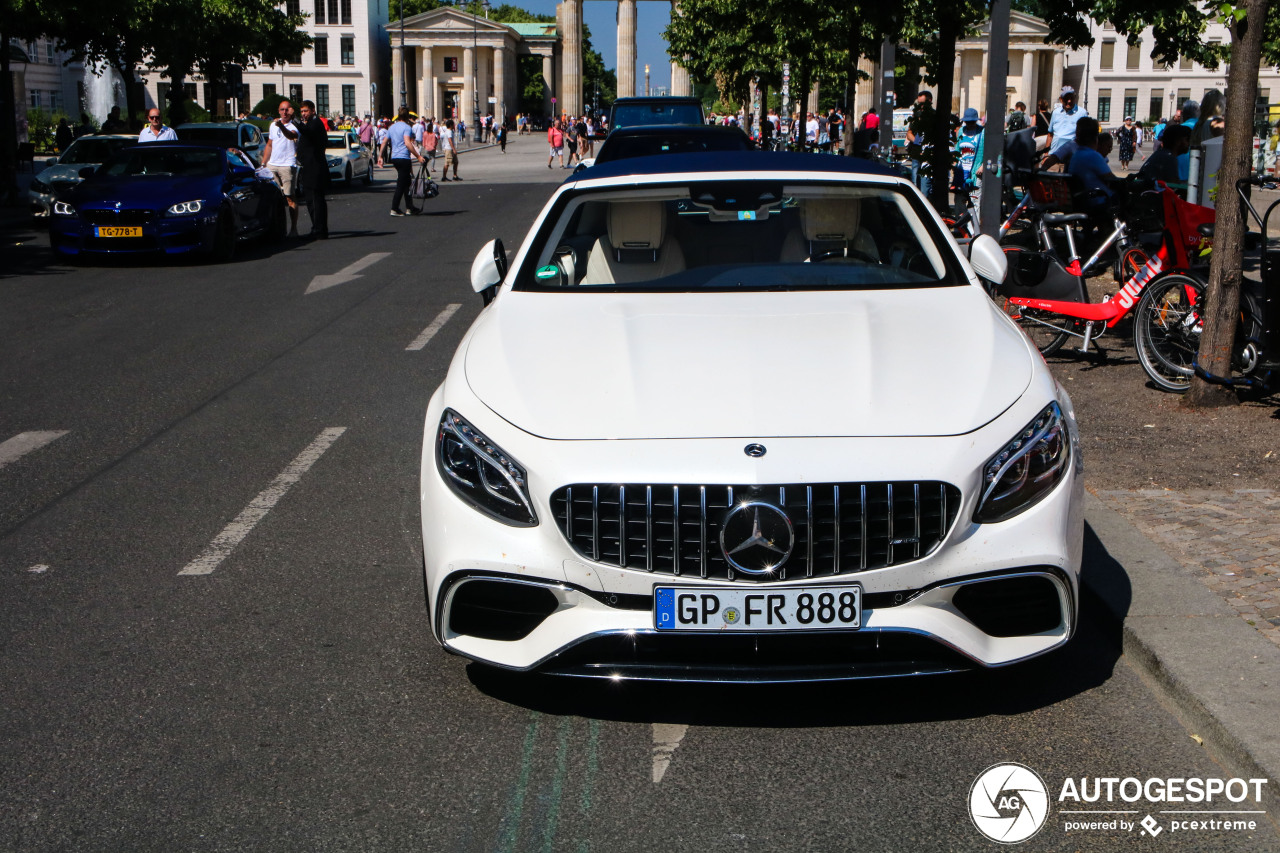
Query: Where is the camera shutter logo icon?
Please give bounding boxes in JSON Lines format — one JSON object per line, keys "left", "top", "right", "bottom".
{"left": 968, "top": 763, "right": 1050, "bottom": 844}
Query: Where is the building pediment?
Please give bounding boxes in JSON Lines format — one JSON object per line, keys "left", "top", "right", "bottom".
{"left": 401, "top": 7, "right": 514, "bottom": 34}
{"left": 957, "top": 11, "right": 1062, "bottom": 48}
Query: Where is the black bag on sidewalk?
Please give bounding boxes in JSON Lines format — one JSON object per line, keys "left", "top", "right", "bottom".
{"left": 411, "top": 162, "right": 438, "bottom": 200}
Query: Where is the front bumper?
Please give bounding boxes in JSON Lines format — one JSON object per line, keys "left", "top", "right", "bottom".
{"left": 420, "top": 385, "right": 1084, "bottom": 682}
{"left": 50, "top": 209, "right": 218, "bottom": 256}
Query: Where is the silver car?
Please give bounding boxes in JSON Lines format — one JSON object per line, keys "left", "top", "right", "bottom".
{"left": 327, "top": 130, "right": 373, "bottom": 185}
{"left": 28, "top": 134, "right": 136, "bottom": 219}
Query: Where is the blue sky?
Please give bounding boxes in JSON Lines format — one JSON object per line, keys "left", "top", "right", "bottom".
{"left": 514, "top": 0, "right": 675, "bottom": 92}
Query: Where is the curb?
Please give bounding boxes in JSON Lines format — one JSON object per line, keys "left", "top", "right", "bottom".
{"left": 1080, "top": 491, "right": 1280, "bottom": 813}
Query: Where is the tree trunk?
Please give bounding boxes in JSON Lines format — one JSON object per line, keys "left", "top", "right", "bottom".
{"left": 928, "top": 21, "right": 958, "bottom": 213}
{"left": 843, "top": 23, "right": 858, "bottom": 157}
{"left": 1185, "top": 0, "right": 1270, "bottom": 408}
{"left": 1, "top": 24, "right": 19, "bottom": 205}
{"left": 115, "top": 60, "right": 145, "bottom": 132}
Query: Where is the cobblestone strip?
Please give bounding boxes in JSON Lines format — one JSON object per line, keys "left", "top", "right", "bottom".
{"left": 1092, "top": 488, "right": 1280, "bottom": 648}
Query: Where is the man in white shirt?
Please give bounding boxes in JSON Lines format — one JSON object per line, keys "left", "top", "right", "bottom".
{"left": 805, "top": 112, "right": 819, "bottom": 150}
{"left": 138, "top": 109, "right": 177, "bottom": 142}
{"left": 260, "top": 100, "right": 301, "bottom": 237}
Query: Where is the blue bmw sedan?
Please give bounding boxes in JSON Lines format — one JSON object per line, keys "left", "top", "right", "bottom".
{"left": 49, "top": 143, "right": 285, "bottom": 262}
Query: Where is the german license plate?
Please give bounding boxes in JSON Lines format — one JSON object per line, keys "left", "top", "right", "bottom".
{"left": 94, "top": 226, "right": 142, "bottom": 238}
{"left": 654, "top": 585, "right": 861, "bottom": 632}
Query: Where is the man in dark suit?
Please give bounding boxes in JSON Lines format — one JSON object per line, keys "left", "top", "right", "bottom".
{"left": 296, "top": 100, "right": 330, "bottom": 239}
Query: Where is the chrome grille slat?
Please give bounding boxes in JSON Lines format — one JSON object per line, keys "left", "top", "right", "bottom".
{"left": 550, "top": 481, "right": 960, "bottom": 583}
{"left": 645, "top": 486, "right": 654, "bottom": 572}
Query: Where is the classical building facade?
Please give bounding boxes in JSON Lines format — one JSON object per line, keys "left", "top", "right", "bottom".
{"left": 953, "top": 13, "right": 1067, "bottom": 115}
{"left": 138, "top": 0, "right": 390, "bottom": 119}
{"left": 1064, "top": 19, "right": 1280, "bottom": 126}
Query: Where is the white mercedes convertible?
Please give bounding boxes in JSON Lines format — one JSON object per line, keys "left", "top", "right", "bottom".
{"left": 419, "top": 152, "right": 1084, "bottom": 682}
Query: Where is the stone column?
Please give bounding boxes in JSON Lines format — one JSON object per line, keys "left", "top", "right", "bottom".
{"left": 1050, "top": 50, "right": 1064, "bottom": 104}
{"left": 616, "top": 0, "right": 637, "bottom": 98}
{"left": 493, "top": 46, "right": 507, "bottom": 122}
{"left": 854, "top": 55, "right": 876, "bottom": 125}
{"left": 392, "top": 45, "right": 404, "bottom": 112}
{"left": 979, "top": 48, "right": 989, "bottom": 116}
{"left": 463, "top": 46, "right": 476, "bottom": 130}
{"left": 542, "top": 52, "right": 555, "bottom": 116}
{"left": 1019, "top": 49, "right": 1033, "bottom": 109}
{"left": 421, "top": 46, "right": 434, "bottom": 118}
{"left": 806, "top": 82, "right": 820, "bottom": 116}
{"left": 670, "top": 61, "right": 691, "bottom": 97}
{"left": 952, "top": 52, "right": 963, "bottom": 113}
{"left": 558, "top": 0, "right": 582, "bottom": 116}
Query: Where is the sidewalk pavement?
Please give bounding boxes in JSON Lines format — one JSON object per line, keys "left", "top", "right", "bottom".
{"left": 1081, "top": 490, "right": 1280, "bottom": 809}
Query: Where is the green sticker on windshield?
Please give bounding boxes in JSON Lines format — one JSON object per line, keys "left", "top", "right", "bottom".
{"left": 536, "top": 265, "right": 559, "bottom": 280}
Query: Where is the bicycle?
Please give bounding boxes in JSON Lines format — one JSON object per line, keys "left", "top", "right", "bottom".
{"left": 1133, "top": 176, "right": 1279, "bottom": 393}
{"left": 995, "top": 178, "right": 1167, "bottom": 355}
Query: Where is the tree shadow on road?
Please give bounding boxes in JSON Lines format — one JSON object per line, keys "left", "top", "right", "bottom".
{"left": 468, "top": 523, "right": 1130, "bottom": 729}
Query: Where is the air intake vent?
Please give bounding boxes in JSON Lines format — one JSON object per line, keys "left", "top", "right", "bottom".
{"left": 448, "top": 580, "right": 559, "bottom": 641}
{"left": 952, "top": 575, "right": 1063, "bottom": 637}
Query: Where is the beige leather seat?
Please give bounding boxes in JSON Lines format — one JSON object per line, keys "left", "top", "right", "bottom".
{"left": 779, "top": 197, "right": 880, "bottom": 262}
{"left": 582, "top": 200, "right": 686, "bottom": 285}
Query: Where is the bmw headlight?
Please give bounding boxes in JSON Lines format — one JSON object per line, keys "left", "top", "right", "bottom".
{"left": 974, "top": 402, "right": 1070, "bottom": 524}
{"left": 30, "top": 178, "right": 50, "bottom": 194}
{"left": 52, "top": 200, "right": 76, "bottom": 216}
{"left": 436, "top": 409, "right": 537, "bottom": 526}
{"left": 166, "top": 200, "right": 204, "bottom": 216}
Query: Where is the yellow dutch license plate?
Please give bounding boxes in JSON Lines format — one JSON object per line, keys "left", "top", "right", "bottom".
{"left": 95, "top": 226, "right": 142, "bottom": 238}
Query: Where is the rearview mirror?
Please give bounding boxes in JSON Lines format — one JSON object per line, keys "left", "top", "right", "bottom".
{"left": 471, "top": 238, "right": 507, "bottom": 303}
{"left": 968, "top": 234, "right": 1007, "bottom": 286}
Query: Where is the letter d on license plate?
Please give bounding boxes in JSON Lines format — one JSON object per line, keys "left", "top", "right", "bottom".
{"left": 654, "top": 585, "right": 861, "bottom": 632}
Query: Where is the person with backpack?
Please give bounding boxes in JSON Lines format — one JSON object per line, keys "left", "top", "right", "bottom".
{"left": 1006, "top": 101, "right": 1028, "bottom": 133}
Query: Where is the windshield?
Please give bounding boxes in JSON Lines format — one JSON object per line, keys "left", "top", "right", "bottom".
{"left": 327, "top": 135, "right": 354, "bottom": 150}
{"left": 60, "top": 138, "right": 133, "bottom": 164}
{"left": 612, "top": 103, "right": 704, "bottom": 129}
{"left": 596, "top": 132, "right": 750, "bottom": 164}
{"left": 175, "top": 128, "right": 235, "bottom": 145}
{"left": 100, "top": 148, "right": 223, "bottom": 178}
{"left": 515, "top": 181, "right": 961, "bottom": 293}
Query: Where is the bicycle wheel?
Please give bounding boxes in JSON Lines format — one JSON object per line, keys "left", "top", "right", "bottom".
{"left": 1133, "top": 273, "right": 1203, "bottom": 393}
{"left": 996, "top": 247, "right": 1073, "bottom": 355}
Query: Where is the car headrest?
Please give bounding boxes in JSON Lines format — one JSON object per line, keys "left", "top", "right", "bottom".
{"left": 801, "top": 197, "right": 862, "bottom": 242}
{"left": 608, "top": 200, "right": 666, "bottom": 249}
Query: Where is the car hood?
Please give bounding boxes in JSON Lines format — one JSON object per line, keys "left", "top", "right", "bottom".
{"left": 35, "top": 164, "right": 94, "bottom": 186}
{"left": 464, "top": 288, "right": 1033, "bottom": 440}
{"left": 70, "top": 175, "right": 222, "bottom": 207}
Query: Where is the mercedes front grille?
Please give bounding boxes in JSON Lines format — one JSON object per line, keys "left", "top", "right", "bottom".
{"left": 549, "top": 482, "right": 961, "bottom": 582}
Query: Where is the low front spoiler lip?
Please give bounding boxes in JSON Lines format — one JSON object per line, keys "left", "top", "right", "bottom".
{"left": 437, "top": 567, "right": 1075, "bottom": 683}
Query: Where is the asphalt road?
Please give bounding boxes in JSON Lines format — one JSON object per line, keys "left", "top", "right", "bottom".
{"left": 1, "top": 144, "right": 1277, "bottom": 851}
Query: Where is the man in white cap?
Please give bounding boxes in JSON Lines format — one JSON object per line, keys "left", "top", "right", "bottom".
{"left": 1045, "top": 85, "right": 1088, "bottom": 156}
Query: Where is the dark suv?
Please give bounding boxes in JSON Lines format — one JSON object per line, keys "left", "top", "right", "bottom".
{"left": 608, "top": 97, "right": 704, "bottom": 131}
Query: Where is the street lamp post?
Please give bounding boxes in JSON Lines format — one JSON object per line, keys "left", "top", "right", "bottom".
{"left": 399, "top": 0, "right": 407, "bottom": 112}
{"left": 472, "top": 0, "right": 489, "bottom": 143}
{"left": 644, "top": 64, "right": 650, "bottom": 97}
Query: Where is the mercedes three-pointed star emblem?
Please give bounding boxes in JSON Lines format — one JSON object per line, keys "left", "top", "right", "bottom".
{"left": 719, "top": 501, "right": 794, "bottom": 575}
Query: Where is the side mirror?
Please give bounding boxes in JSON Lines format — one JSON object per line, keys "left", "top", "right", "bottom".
{"left": 470, "top": 238, "right": 507, "bottom": 303}
{"left": 46, "top": 157, "right": 58, "bottom": 168}
{"left": 78, "top": 166, "right": 97, "bottom": 179}
{"left": 968, "top": 234, "right": 1007, "bottom": 286}
{"left": 229, "top": 164, "right": 256, "bottom": 179}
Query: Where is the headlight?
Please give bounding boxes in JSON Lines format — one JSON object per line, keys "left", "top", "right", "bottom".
{"left": 166, "top": 200, "right": 204, "bottom": 216}
{"left": 436, "top": 409, "right": 537, "bottom": 527}
{"left": 973, "top": 402, "right": 1070, "bottom": 524}
{"left": 52, "top": 200, "right": 76, "bottom": 215}
{"left": 30, "top": 178, "right": 49, "bottom": 194}
{"left": 327, "top": 157, "right": 342, "bottom": 167}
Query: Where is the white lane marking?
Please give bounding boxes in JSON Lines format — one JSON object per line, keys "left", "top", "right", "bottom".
{"left": 405, "top": 303, "right": 462, "bottom": 351}
{"left": 179, "top": 427, "right": 347, "bottom": 576}
{"left": 0, "top": 431, "right": 69, "bottom": 470}
{"left": 305, "top": 252, "right": 392, "bottom": 294}
{"left": 652, "top": 723, "right": 689, "bottom": 783}
{"left": 27, "top": 565, "right": 50, "bottom": 574}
